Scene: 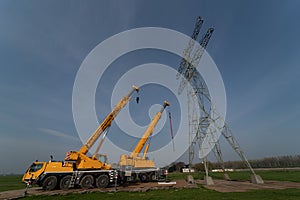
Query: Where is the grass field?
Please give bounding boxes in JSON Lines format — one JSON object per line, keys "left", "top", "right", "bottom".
{"left": 22, "top": 187, "right": 300, "bottom": 200}
{"left": 0, "top": 175, "right": 24, "bottom": 192}
{"left": 168, "top": 170, "right": 300, "bottom": 182}
{"left": 1, "top": 170, "right": 299, "bottom": 199}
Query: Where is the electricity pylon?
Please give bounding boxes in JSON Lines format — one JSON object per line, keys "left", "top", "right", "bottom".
{"left": 177, "top": 16, "right": 263, "bottom": 184}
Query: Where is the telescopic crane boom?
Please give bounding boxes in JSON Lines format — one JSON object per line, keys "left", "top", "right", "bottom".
{"left": 65, "top": 85, "right": 139, "bottom": 170}
{"left": 131, "top": 100, "right": 170, "bottom": 157}
{"left": 119, "top": 101, "right": 170, "bottom": 182}
{"left": 79, "top": 85, "right": 139, "bottom": 155}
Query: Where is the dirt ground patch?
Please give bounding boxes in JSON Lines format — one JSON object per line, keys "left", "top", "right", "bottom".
{"left": 197, "top": 179, "right": 300, "bottom": 192}
{"left": 1, "top": 179, "right": 300, "bottom": 199}
{"left": 0, "top": 180, "right": 193, "bottom": 200}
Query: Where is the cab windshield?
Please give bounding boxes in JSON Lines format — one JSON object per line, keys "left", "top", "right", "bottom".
{"left": 29, "top": 163, "right": 43, "bottom": 172}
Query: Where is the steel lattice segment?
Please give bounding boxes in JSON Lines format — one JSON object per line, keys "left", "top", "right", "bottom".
{"left": 177, "top": 28, "right": 214, "bottom": 95}
{"left": 177, "top": 16, "right": 203, "bottom": 79}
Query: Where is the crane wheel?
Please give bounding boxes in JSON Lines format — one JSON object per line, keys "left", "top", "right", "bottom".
{"left": 80, "top": 175, "right": 94, "bottom": 189}
{"left": 96, "top": 174, "right": 109, "bottom": 188}
{"left": 60, "top": 175, "right": 71, "bottom": 190}
{"left": 42, "top": 176, "right": 57, "bottom": 191}
{"left": 139, "top": 173, "right": 148, "bottom": 182}
{"left": 149, "top": 172, "right": 157, "bottom": 181}
{"left": 131, "top": 173, "right": 137, "bottom": 182}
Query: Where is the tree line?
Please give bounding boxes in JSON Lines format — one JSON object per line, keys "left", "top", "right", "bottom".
{"left": 217, "top": 155, "right": 300, "bottom": 169}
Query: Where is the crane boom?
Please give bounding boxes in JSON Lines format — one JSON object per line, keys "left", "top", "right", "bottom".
{"left": 119, "top": 100, "right": 170, "bottom": 182}
{"left": 78, "top": 85, "right": 139, "bottom": 155}
{"left": 131, "top": 100, "right": 170, "bottom": 157}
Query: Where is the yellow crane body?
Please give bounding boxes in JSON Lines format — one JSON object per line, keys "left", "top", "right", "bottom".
{"left": 22, "top": 85, "right": 139, "bottom": 190}
{"left": 119, "top": 100, "right": 169, "bottom": 182}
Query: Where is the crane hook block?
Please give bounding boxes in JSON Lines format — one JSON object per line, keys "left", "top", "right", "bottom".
{"left": 132, "top": 85, "right": 139, "bottom": 92}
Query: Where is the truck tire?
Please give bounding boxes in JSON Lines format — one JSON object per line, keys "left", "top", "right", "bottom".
{"left": 131, "top": 173, "right": 137, "bottom": 181}
{"left": 139, "top": 173, "right": 148, "bottom": 182}
{"left": 42, "top": 176, "right": 57, "bottom": 191}
{"left": 60, "top": 175, "right": 71, "bottom": 190}
{"left": 96, "top": 174, "right": 109, "bottom": 188}
{"left": 149, "top": 172, "right": 157, "bottom": 181}
{"left": 80, "top": 175, "right": 94, "bottom": 189}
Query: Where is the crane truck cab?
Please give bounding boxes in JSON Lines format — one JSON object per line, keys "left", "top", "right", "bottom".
{"left": 22, "top": 161, "right": 74, "bottom": 190}
{"left": 22, "top": 162, "right": 45, "bottom": 182}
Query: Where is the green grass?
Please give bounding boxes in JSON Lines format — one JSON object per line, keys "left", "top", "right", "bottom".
{"left": 22, "top": 187, "right": 300, "bottom": 200}
{"left": 256, "top": 171, "right": 300, "bottom": 182}
{"left": 1, "top": 171, "right": 300, "bottom": 199}
{"left": 168, "top": 170, "right": 300, "bottom": 182}
{"left": 0, "top": 175, "right": 24, "bottom": 192}
{"left": 211, "top": 171, "right": 300, "bottom": 182}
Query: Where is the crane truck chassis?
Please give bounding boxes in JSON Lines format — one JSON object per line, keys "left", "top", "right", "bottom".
{"left": 119, "top": 166, "right": 167, "bottom": 183}
{"left": 24, "top": 161, "right": 116, "bottom": 190}
{"left": 22, "top": 85, "right": 140, "bottom": 190}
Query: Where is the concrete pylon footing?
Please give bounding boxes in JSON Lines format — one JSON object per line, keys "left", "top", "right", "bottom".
{"left": 204, "top": 176, "right": 214, "bottom": 185}
{"left": 251, "top": 174, "right": 264, "bottom": 184}
{"left": 187, "top": 175, "right": 195, "bottom": 184}
{"left": 224, "top": 173, "right": 231, "bottom": 181}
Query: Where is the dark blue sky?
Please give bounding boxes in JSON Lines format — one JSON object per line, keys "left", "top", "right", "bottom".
{"left": 0, "top": 0, "right": 299, "bottom": 174}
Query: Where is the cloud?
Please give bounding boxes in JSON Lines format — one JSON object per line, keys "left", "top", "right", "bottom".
{"left": 38, "top": 128, "right": 80, "bottom": 141}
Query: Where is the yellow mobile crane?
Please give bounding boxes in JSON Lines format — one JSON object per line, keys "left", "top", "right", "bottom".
{"left": 119, "top": 100, "right": 170, "bottom": 182}
{"left": 22, "top": 85, "right": 139, "bottom": 190}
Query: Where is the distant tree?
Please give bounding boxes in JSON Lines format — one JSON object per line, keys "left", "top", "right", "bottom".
{"left": 218, "top": 155, "right": 300, "bottom": 169}
{"left": 175, "top": 162, "right": 186, "bottom": 172}
{"left": 165, "top": 162, "right": 187, "bottom": 172}
{"left": 168, "top": 163, "right": 176, "bottom": 172}
{"left": 193, "top": 161, "right": 214, "bottom": 172}
{"left": 193, "top": 163, "right": 204, "bottom": 172}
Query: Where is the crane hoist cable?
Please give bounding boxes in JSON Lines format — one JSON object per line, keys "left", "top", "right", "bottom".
{"left": 143, "top": 108, "right": 175, "bottom": 153}
{"left": 92, "top": 126, "right": 110, "bottom": 158}
{"left": 136, "top": 87, "right": 140, "bottom": 104}
{"left": 168, "top": 110, "right": 175, "bottom": 152}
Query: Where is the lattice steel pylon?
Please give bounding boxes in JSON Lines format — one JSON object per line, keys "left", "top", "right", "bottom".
{"left": 177, "top": 16, "right": 263, "bottom": 184}
{"left": 176, "top": 16, "right": 214, "bottom": 173}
